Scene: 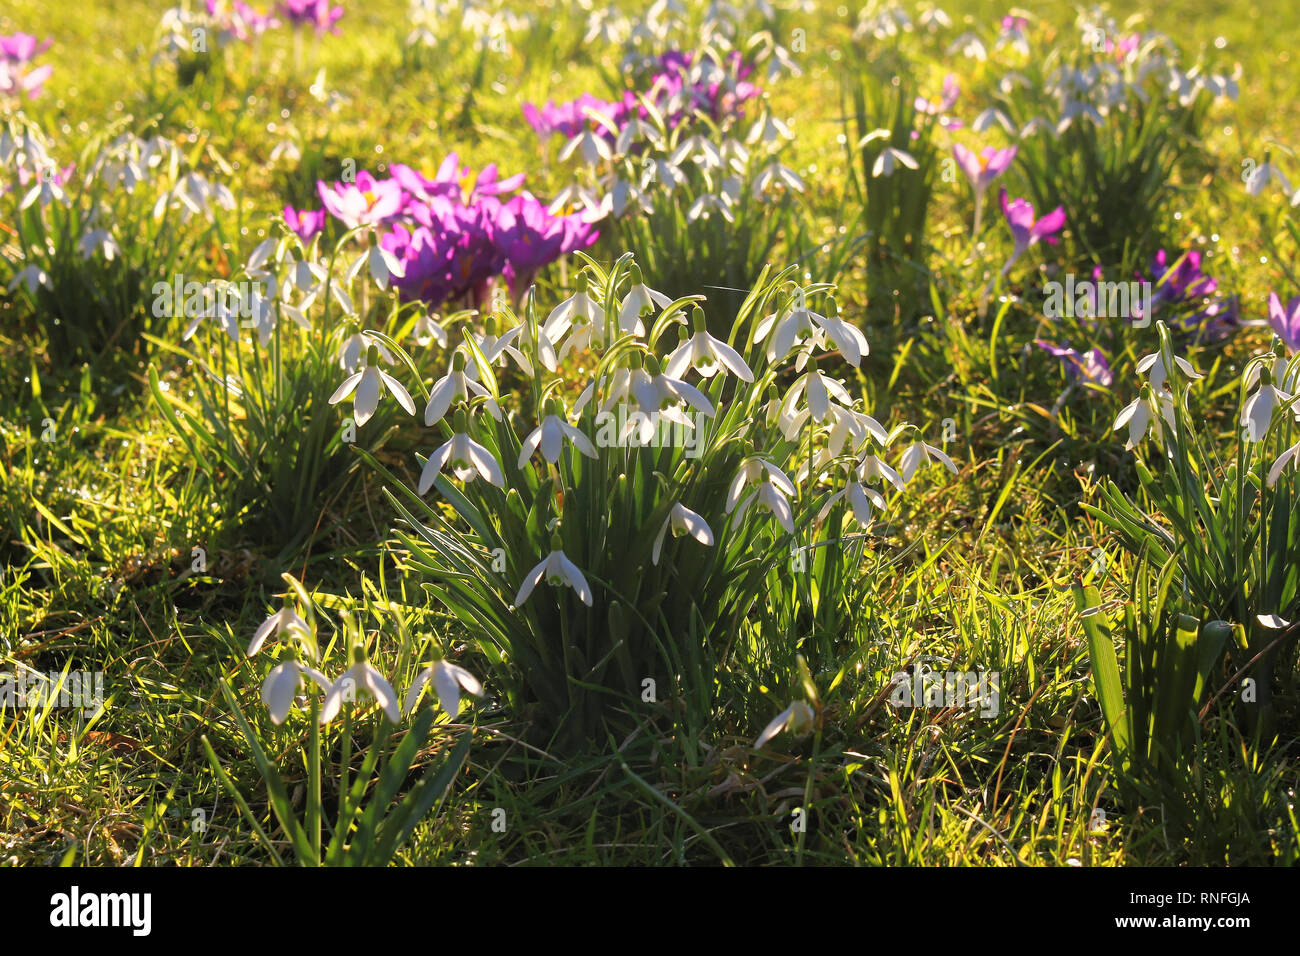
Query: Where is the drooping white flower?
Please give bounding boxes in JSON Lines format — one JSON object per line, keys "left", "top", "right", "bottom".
{"left": 899, "top": 439, "right": 959, "bottom": 484}
{"left": 817, "top": 474, "right": 886, "bottom": 527}
{"left": 1136, "top": 350, "right": 1201, "bottom": 393}
{"left": 1113, "top": 385, "right": 1176, "bottom": 450}
{"left": 320, "top": 651, "right": 402, "bottom": 724}
{"left": 419, "top": 412, "right": 505, "bottom": 493}
{"left": 329, "top": 345, "right": 416, "bottom": 427}
{"left": 247, "top": 605, "right": 313, "bottom": 657}
{"left": 262, "top": 653, "right": 332, "bottom": 726}
{"left": 1267, "top": 440, "right": 1300, "bottom": 487}
{"left": 725, "top": 458, "right": 797, "bottom": 533}
{"left": 346, "top": 234, "right": 406, "bottom": 291}
{"left": 781, "top": 363, "right": 853, "bottom": 423}
{"left": 652, "top": 503, "right": 715, "bottom": 565}
{"left": 518, "top": 400, "right": 598, "bottom": 467}
{"left": 404, "top": 659, "right": 484, "bottom": 717}
{"left": 665, "top": 306, "right": 753, "bottom": 381}
{"left": 617, "top": 265, "right": 671, "bottom": 336}
{"left": 424, "top": 351, "right": 501, "bottom": 424}
{"left": 515, "top": 536, "right": 594, "bottom": 607}
{"left": 872, "top": 147, "right": 919, "bottom": 177}
{"left": 754, "top": 700, "right": 815, "bottom": 748}
{"left": 1240, "top": 373, "right": 1290, "bottom": 443}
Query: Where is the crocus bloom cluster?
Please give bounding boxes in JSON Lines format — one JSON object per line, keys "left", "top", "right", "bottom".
{"left": 313, "top": 155, "right": 597, "bottom": 310}
{"left": 0, "top": 33, "right": 53, "bottom": 101}
{"left": 1134, "top": 249, "right": 1239, "bottom": 343}
{"left": 524, "top": 48, "right": 761, "bottom": 148}
{"left": 279, "top": 0, "right": 344, "bottom": 34}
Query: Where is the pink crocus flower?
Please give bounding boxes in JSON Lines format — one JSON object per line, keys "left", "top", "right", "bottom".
{"left": 317, "top": 172, "right": 404, "bottom": 229}
{"left": 279, "top": 0, "right": 343, "bottom": 34}
{"left": 999, "top": 187, "right": 1065, "bottom": 273}
{"left": 0, "top": 33, "right": 52, "bottom": 63}
{"left": 1268, "top": 292, "right": 1300, "bottom": 353}
{"left": 284, "top": 205, "right": 326, "bottom": 242}
{"left": 0, "top": 32, "right": 52, "bottom": 101}
{"left": 953, "top": 144, "right": 1017, "bottom": 236}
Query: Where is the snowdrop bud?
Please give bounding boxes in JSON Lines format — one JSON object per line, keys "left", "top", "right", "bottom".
{"left": 485, "top": 314, "right": 497, "bottom": 337}
{"left": 366, "top": 344, "right": 379, "bottom": 366}
{"left": 825, "top": 295, "right": 838, "bottom": 315}
{"left": 351, "top": 646, "right": 366, "bottom": 664}
{"left": 1260, "top": 367, "right": 1273, "bottom": 387}
{"left": 630, "top": 263, "right": 644, "bottom": 285}
{"left": 1139, "top": 382, "right": 1152, "bottom": 400}
{"left": 453, "top": 405, "right": 469, "bottom": 432}
{"left": 692, "top": 306, "right": 707, "bottom": 332}
{"left": 644, "top": 353, "right": 663, "bottom": 376}
{"left": 677, "top": 324, "right": 689, "bottom": 347}
{"left": 549, "top": 531, "right": 563, "bottom": 550}
{"left": 576, "top": 273, "right": 589, "bottom": 295}
{"left": 452, "top": 351, "right": 467, "bottom": 372}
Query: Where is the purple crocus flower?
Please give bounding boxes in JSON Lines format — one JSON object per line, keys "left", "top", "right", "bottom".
{"left": 915, "top": 73, "right": 960, "bottom": 116}
{"left": 999, "top": 187, "right": 1065, "bottom": 272}
{"left": 1268, "top": 292, "right": 1300, "bottom": 352}
{"left": 0, "top": 33, "right": 52, "bottom": 63}
{"left": 491, "top": 191, "right": 598, "bottom": 296}
{"left": 1136, "top": 249, "right": 1239, "bottom": 343}
{"left": 317, "top": 171, "right": 404, "bottom": 229}
{"left": 279, "top": 0, "right": 343, "bottom": 34}
{"left": 284, "top": 205, "right": 326, "bottom": 242}
{"left": 0, "top": 32, "right": 52, "bottom": 100}
{"left": 1035, "top": 340, "right": 1113, "bottom": 387}
{"left": 953, "top": 144, "right": 1017, "bottom": 235}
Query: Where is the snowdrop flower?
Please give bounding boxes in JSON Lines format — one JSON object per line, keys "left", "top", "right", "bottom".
{"left": 320, "top": 649, "right": 402, "bottom": 724}
{"left": 419, "top": 408, "right": 505, "bottom": 492}
{"left": 670, "top": 134, "right": 723, "bottom": 170}
{"left": 424, "top": 351, "right": 501, "bottom": 424}
{"left": 19, "top": 170, "right": 65, "bottom": 210}
{"left": 781, "top": 361, "right": 852, "bottom": 423}
{"left": 1240, "top": 369, "right": 1290, "bottom": 443}
{"left": 818, "top": 472, "right": 886, "bottom": 526}
{"left": 1245, "top": 159, "right": 1291, "bottom": 198}
{"left": 8, "top": 264, "right": 50, "bottom": 294}
{"left": 947, "top": 32, "right": 987, "bottom": 60}
{"left": 1267, "top": 440, "right": 1300, "bottom": 486}
{"left": 726, "top": 458, "right": 797, "bottom": 534}
{"left": 247, "top": 604, "right": 313, "bottom": 657}
{"left": 1135, "top": 349, "right": 1201, "bottom": 393}
{"left": 269, "top": 138, "right": 302, "bottom": 164}
{"left": 262, "top": 650, "right": 331, "bottom": 725}
{"left": 856, "top": 440, "right": 906, "bottom": 492}
{"left": 747, "top": 113, "right": 792, "bottom": 145}
{"left": 899, "top": 438, "right": 958, "bottom": 483}
{"left": 338, "top": 332, "right": 393, "bottom": 372}
{"left": 617, "top": 264, "right": 671, "bottom": 336}
{"left": 872, "top": 147, "right": 919, "bottom": 178}
{"left": 1113, "top": 384, "right": 1176, "bottom": 449}
{"left": 517, "top": 399, "right": 598, "bottom": 467}
{"left": 560, "top": 127, "right": 613, "bottom": 166}
{"left": 686, "top": 191, "right": 735, "bottom": 223}
{"left": 543, "top": 273, "right": 604, "bottom": 353}
{"left": 475, "top": 319, "right": 532, "bottom": 375}
{"left": 346, "top": 232, "right": 406, "bottom": 291}
{"left": 404, "top": 659, "right": 484, "bottom": 717}
{"left": 606, "top": 176, "right": 654, "bottom": 217}
{"left": 329, "top": 344, "right": 416, "bottom": 427}
{"left": 753, "top": 161, "right": 804, "bottom": 194}
{"left": 631, "top": 355, "right": 715, "bottom": 426}
{"left": 515, "top": 533, "right": 594, "bottom": 607}
{"left": 652, "top": 503, "right": 714, "bottom": 565}
{"left": 414, "top": 313, "right": 449, "bottom": 349}
{"left": 665, "top": 307, "right": 753, "bottom": 381}
{"left": 754, "top": 700, "right": 815, "bottom": 748}
{"left": 972, "top": 107, "right": 1015, "bottom": 134}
